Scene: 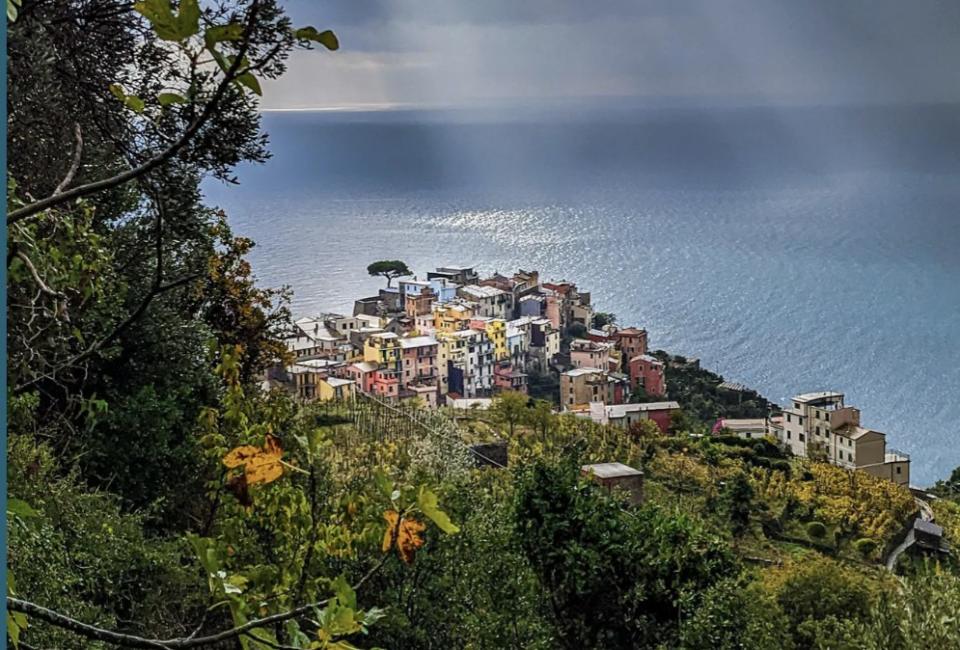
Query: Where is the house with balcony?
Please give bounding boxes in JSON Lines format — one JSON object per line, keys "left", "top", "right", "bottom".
{"left": 494, "top": 360, "right": 529, "bottom": 394}
{"left": 779, "top": 391, "right": 910, "bottom": 485}
{"left": 438, "top": 328, "right": 495, "bottom": 399}
{"left": 399, "top": 335, "right": 439, "bottom": 388}
{"left": 560, "top": 368, "right": 624, "bottom": 410}
{"left": 528, "top": 318, "right": 561, "bottom": 375}
{"left": 433, "top": 300, "right": 477, "bottom": 333}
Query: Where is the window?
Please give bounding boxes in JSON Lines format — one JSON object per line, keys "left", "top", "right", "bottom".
{"left": 816, "top": 426, "right": 820, "bottom": 436}
{"left": 896, "top": 467, "right": 902, "bottom": 474}
{"left": 787, "top": 431, "right": 792, "bottom": 440}
{"left": 799, "top": 433, "right": 805, "bottom": 442}
{"left": 787, "top": 414, "right": 791, "bottom": 423}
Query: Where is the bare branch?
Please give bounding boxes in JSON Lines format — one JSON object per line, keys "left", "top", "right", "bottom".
{"left": 14, "top": 250, "right": 66, "bottom": 299}
{"left": 53, "top": 123, "right": 84, "bottom": 196}
{"left": 6, "top": 553, "right": 390, "bottom": 649}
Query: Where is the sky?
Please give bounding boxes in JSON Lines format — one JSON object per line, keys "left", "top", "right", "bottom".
{"left": 262, "top": 0, "right": 960, "bottom": 110}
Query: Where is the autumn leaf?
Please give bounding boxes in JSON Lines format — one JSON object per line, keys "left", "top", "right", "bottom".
{"left": 382, "top": 510, "right": 425, "bottom": 564}
{"left": 223, "top": 435, "right": 284, "bottom": 486}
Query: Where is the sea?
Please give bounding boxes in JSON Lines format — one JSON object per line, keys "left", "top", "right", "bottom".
{"left": 202, "top": 103, "right": 960, "bottom": 485}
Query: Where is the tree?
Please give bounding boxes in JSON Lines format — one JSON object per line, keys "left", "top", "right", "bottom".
{"left": 721, "top": 471, "right": 755, "bottom": 538}
{"left": 772, "top": 558, "right": 877, "bottom": 649}
{"left": 525, "top": 399, "right": 555, "bottom": 441}
{"left": 591, "top": 312, "right": 617, "bottom": 329}
{"left": 492, "top": 391, "right": 529, "bottom": 437}
{"left": 513, "top": 458, "right": 739, "bottom": 649}
{"left": 367, "top": 260, "right": 412, "bottom": 288}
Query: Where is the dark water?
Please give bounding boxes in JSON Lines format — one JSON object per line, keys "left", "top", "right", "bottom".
{"left": 203, "top": 104, "right": 960, "bottom": 484}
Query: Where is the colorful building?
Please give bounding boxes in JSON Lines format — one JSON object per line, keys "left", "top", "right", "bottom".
{"left": 613, "top": 327, "right": 648, "bottom": 369}
{"left": 570, "top": 338, "right": 613, "bottom": 370}
{"left": 779, "top": 391, "right": 910, "bottom": 485}
{"left": 628, "top": 354, "right": 666, "bottom": 397}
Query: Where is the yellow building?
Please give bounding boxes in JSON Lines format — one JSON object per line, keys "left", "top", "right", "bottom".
{"left": 363, "top": 332, "right": 401, "bottom": 367}
{"left": 317, "top": 376, "right": 356, "bottom": 402}
{"left": 483, "top": 318, "right": 508, "bottom": 361}
{"left": 433, "top": 301, "right": 475, "bottom": 334}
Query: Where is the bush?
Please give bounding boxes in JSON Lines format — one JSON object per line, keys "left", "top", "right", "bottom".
{"left": 771, "top": 459, "right": 793, "bottom": 475}
{"left": 806, "top": 521, "right": 827, "bottom": 540}
{"left": 855, "top": 538, "right": 879, "bottom": 559}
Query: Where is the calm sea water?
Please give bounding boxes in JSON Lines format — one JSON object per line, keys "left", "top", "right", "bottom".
{"left": 203, "top": 104, "right": 960, "bottom": 484}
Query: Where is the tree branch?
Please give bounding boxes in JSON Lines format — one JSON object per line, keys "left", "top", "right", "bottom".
{"left": 7, "top": 0, "right": 262, "bottom": 225}
{"left": 53, "top": 123, "right": 84, "bottom": 196}
{"left": 6, "top": 553, "right": 390, "bottom": 649}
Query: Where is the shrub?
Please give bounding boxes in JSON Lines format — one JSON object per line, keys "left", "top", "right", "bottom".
{"left": 806, "top": 521, "right": 827, "bottom": 540}
{"left": 854, "top": 538, "right": 879, "bottom": 559}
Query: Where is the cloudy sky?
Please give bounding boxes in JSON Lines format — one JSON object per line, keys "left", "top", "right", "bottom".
{"left": 263, "top": 0, "right": 960, "bottom": 110}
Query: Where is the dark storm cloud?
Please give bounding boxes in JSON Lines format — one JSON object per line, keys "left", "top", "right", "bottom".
{"left": 264, "top": 0, "right": 960, "bottom": 109}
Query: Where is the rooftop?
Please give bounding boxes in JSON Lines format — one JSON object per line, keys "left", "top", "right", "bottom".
{"left": 459, "top": 284, "right": 507, "bottom": 299}
{"left": 399, "top": 335, "right": 438, "bottom": 349}
{"left": 604, "top": 401, "right": 681, "bottom": 418}
{"left": 324, "top": 377, "right": 354, "bottom": 387}
{"left": 581, "top": 462, "right": 643, "bottom": 479}
{"left": 563, "top": 367, "right": 604, "bottom": 377}
{"left": 718, "top": 418, "right": 768, "bottom": 429}
{"left": 794, "top": 391, "right": 844, "bottom": 404}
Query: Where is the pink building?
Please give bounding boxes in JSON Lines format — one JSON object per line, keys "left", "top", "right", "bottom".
{"left": 399, "top": 336, "right": 439, "bottom": 386}
{"left": 570, "top": 339, "right": 612, "bottom": 370}
{"left": 370, "top": 368, "right": 400, "bottom": 401}
{"left": 346, "top": 361, "right": 379, "bottom": 393}
{"left": 493, "top": 361, "right": 528, "bottom": 394}
{"left": 628, "top": 354, "right": 666, "bottom": 397}
{"left": 614, "top": 328, "right": 648, "bottom": 369}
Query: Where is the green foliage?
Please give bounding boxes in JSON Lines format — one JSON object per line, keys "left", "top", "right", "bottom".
{"left": 772, "top": 558, "right": 877, "bottom": 649}
{"left": 591, "top": 311, "right": 616, "bottom": 328}
{"left": 655, "top": 350, "right": 774, "bottom": 421}
{"left": 490, "top": 390, "right": 529, "bottom": 436}
{"left": 855, "top": 537, "right": 879, "bottom": 558}
{"left": 806, "top": 521, "right": 827, "bottom": 540}
{"left": 566, "top": 322, "right": 587, "bottom": 338}
{"left": 721, "top": 471, "right": 755, "bottom": 538}
{"left": 366, "top": 260, "right": 412, "bottom": 287}
{"left": 513, "top": 457, "right": 739, "bottom": 649}
{"left": 680, "top": 578, "right": 795, "bottom": 650}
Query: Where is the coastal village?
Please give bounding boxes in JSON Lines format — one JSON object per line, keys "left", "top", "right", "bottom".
{"left": 272, "top": 262, "right": 912, "bottom": 488}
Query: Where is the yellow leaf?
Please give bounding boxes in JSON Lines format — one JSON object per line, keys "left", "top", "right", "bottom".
{"left": 382, "top": 510, "right": 425, "bottom": 564}
{"left": 222, "top": 435, "right": 285, "bottom": 487}
{"left": 223, "top": 445, "right": 261, "bottom": 468}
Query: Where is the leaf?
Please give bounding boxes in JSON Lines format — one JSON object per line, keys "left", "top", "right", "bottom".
{"left": 204, "top": 23, "right": 244, "bottom": 48}
{"left": 134, "top": 0, "right": 179, "bottom": 40}
{"left": 176, "top": 0, "right": 200, "bottom": 38}
{"left": 417, "top": 487, "right": 460, "bottom": 534}
{"left": 109, "top": 83, "right": 126, "bottom": 100}
{"left": 381, "top": 510, "right": 426, "bottom": 564}
{"left": 223, "top": 445, "right": 261, "bottom": 468}
{"left": 294, "top": 26, "right": 339, "bottom": 51}
{"left": 7, "top": 611, "right": 27, "bottom": 649}
{"left": 134, "top": 0, "right": 200, "bottom": 41}
{"left": 158, "top": 92, "right": 186, "bottom": 106}
{"left": 331, "top": 574, "right": 356, "bottom": 610}
{"left": 222, "top": 435, "right": 284, "bottom": 486}
{"left": 235, "top": 71, "right": 262, "bottom": 96}
{"left": 7, "top": 0, "right": 21, "bottom": 23}
{"left": 7, "top": 498, "right": 38, "bottom": 520}
{"left": 124, "top": 95, "right": 145, "bottom": 113}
